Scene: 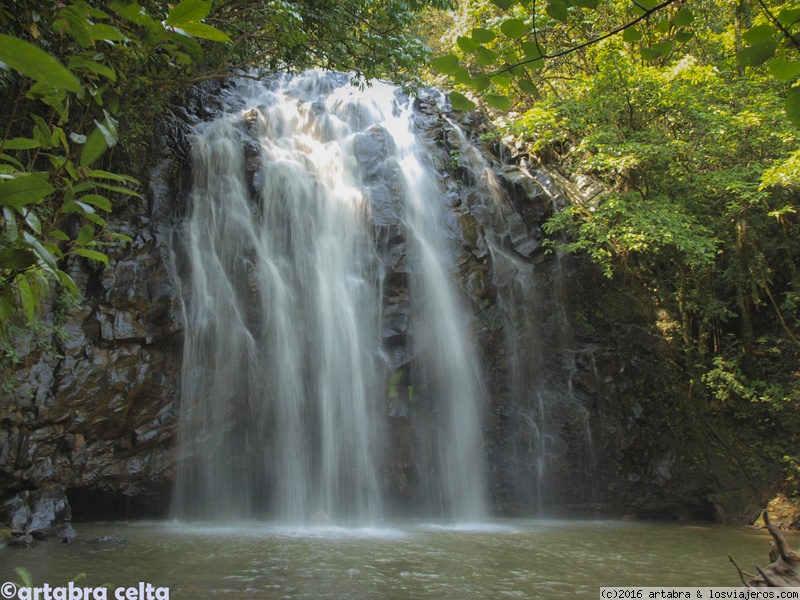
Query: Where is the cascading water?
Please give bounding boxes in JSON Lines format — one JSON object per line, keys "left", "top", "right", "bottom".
{"left": 442, "top": 124, "right": 598, "bottom": 512}
{"left": 169, "top": 71, "right": 487, "bottom": 523}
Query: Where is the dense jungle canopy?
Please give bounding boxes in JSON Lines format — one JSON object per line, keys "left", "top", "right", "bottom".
{"left": 1, "top": 0, "right": 799, "bottom": 504}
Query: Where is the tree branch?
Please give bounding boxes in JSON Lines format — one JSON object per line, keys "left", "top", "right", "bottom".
{"left": 494, "top": 0, "right": 681, "bottom": 76}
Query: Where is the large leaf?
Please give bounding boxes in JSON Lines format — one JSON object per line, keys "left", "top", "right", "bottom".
{"left": 742, "top": 24, "right": 775, "bottom": 45}
{"left": 500, "top": 19, "right": 527, "bottom": 39}
{"left": 785, "top": 86, "right": 800, "bottom": 128}
{"left": 449, "top": 91, "right": 476, "bottom": 111}
{"left": 0, "top": 176, "right": 54, "bottom": 209}
{"left": 431, "top": 54, "right": 460, "bottom": 75}
{"left": 457, "top": 36, "right": 479, "bottom": 53}
{"left": 0, "top": 34, "right": 80, "bottom": 92}
{"left": 166, "top": 0, "right": 212, "bottom": 26}
{"left": 490, "top": 0, "right": 515, "bottom": 9}
{"left": 477, "top": 46, "right": 498, "bottom": 66}
{"left": 3, "top": 137, "right": 40, "bottom": 150}
{"left": 76, "top": 224, "right": 95, "bottom": 245}
{"left": 736, "top": 41, "right": 779, "bottom": 67}
{"left": 79, "top": 116, "right": 118, "bottom": 167}
{"left": 0, "top": 248, "right": 38, "bottom": 270}
{"left": 623, "top": 26, "right": 643, "bottom": 42}
{"left": 546, "top": 1, "right": 570, "bottom": 22}
{"left": 471, "top": 28, "right": 497, "bottom": 44}
{"left": 769, "top": 57, "right": 800, "bottom": 83}
{"left": 178, "top": 22, "right": 232, "bottom": 42}
{"left": 73, "top": 248, "right": 109, "bottom": 265}
{"left": 484, "top": 94, "right": 511, "bottom": 111}
{"left": 672, "top": 8, "right": 694, "bottom": 27}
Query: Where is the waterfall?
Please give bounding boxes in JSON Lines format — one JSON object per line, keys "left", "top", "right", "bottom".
{"left": 169, "top": 71, "right": 487, "bottom": 523}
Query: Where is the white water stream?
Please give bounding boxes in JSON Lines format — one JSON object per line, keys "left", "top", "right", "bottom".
{"left": 169, "top": 71, "right": 487, "bottom": 523}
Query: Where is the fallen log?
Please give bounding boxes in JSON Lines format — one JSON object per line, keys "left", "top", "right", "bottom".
{"left": 730, "top": 510, "right": 800, "bottom": 587}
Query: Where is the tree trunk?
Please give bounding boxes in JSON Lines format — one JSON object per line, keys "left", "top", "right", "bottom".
{"left": 731, "top": 510, "right": 800, "bottom": 587}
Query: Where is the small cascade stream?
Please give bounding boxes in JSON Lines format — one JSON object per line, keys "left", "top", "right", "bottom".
{"left": 169, "top": 71, "right": 488, "bottom": 522}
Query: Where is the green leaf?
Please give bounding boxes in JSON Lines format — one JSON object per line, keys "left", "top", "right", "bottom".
{"left": 31, "top": 114, "right": 52, "bottom": 149}
{"left": 675, "top": 29, "right": 694, "bottom": 44}
{"left": 50, "top": 230, "right": 70, "bottom": 241}
{"left": 449, "top": 91, "right": 476, "bottom": 111}
{"left": 473, "top": 75, "right": 492, "bottom": 92}
{"left": 571, "top": 0, "right": 599, "bottom": 9}
{"left": 779, "top": 8, "right": 800, "bottom": 28}
{"left": 471, "top": 28, "right": 497, "bottom": 44}
{"left": 73, "top": 248, "right": 109, "bottom": 265}
{"left": 17, "top": 277, "right": 35, "bottom": 321}
{"left": 92, "top": 182, "right": 141, "bottom": 197}
{"left": 743, "top": 24, "right": 775, "bottom": 45}
{"left": 521, "top": 41, "right": 544, "bottom": 60}
{"left": 0, "top": 248, "right": 38, "bottom": 270}
{"left": 500, "top": 18, "right": 527, "bottom": 39}
{"left": 88, "top": 23, "right": 128, "bottom": 43}
{"left": 623, "top": 27, "right": 643, "bottom": 42}
{"left": 166, "top": 0, "right": 211, "bottom": 26}
{"left": 431, "top": 54, "right": 460, "bottom": 75}
{"left": 736, "top": 41, "right": 779, "bottom": 67}
{"left": 453, "top": 67, "right": 475, "bottom": 86}
{"left": 457, "top": 36, "right": 479, "bottom": 53}
{"left": 672, "top": 8, "right": 694, "bottom": 27}
{"left": 0, "top": 34, "right": 80, "bottom": 92}
{"left": 484, "top": 94, "right": 511, "bottom": 111}
{"left": 653, "top": 41, "right": 673, "bottom": 56}
{"left": 76, "top": 224, "right": 95, "bottom": 245}
{"left": 69, "top": 57, "right": 117, "bottom": 82}
{"left": 546, "top": 1, "right": 570, "bottom": 22}
{"left": 785, "top": 86, "right": 800, "bottom": 128}
{"left": 477, "top": 46, "right": 498, "bottom": 66}
{"left": 656, "top": 18, "right": 671, "bottom": 34}
{"left": 56, "top": 269, "right": 79, "bottom": 296}
{"left": 78, "top": 117, "right": 118, "bottom": 167}
{"left": 518, "top": 79, "right": 539, "bottom": 94}
{"left": 23, "top": 234, "right": 57, "bottom": 272}
{"left": 86, "top": 169, "right": 140, "bottom": 184}
{"left": 640, "top": 47, "right": 662, "bottom": 62}
{"left": 178, "top": 22, "right": 232, "bottom": 43}
{"left": 490, "top": 75, "right": 512, "bottom": 88}
{"left": 112, "top": 2, "right": 158, "bottom": 28}
{"left": 490, "top": 0, "right": 515, "bottom": 9}
{"left": 3, "top": 137, "right": 40, "bottom": 150}
{"left": 0, "top": 176, "right": 54, "bottom": 209}
{"left": 769, "top": 57, "right": 800, "bottom": 83}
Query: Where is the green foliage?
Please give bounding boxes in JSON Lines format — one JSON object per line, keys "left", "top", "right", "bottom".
{"left": 424, "top": 0, "right": 800, "bottom": 490}
{"left": 0, "top": 0, "right": 447, "bottom": 339}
